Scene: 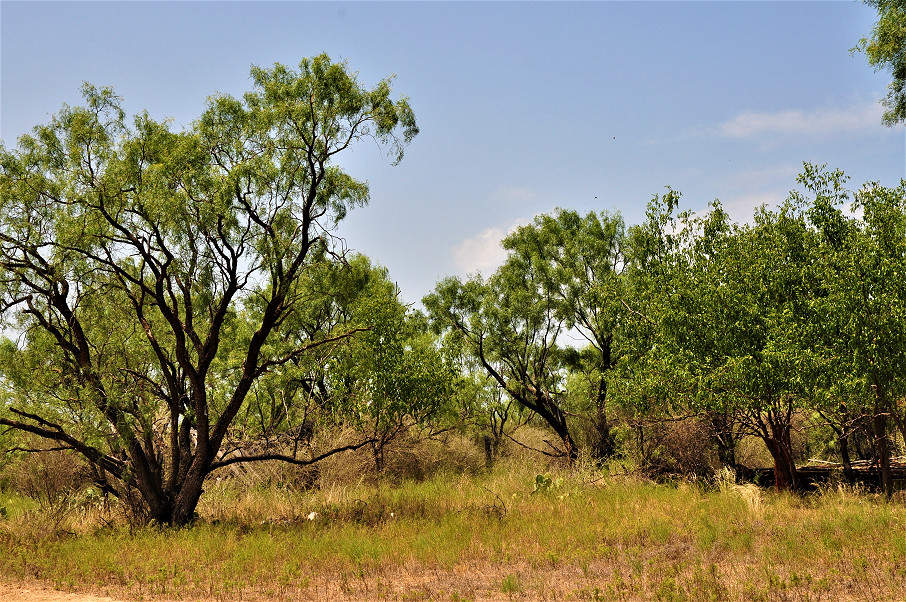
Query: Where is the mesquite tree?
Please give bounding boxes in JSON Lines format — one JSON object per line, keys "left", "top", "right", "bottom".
{"left": 501, "top": 210, "right": 625, "bottom": 458}
{"left": 425, "top": 258, "right": 577, "bottom": 462}
{"left": 0, "top": 55, "right": 417, "bottom": 525}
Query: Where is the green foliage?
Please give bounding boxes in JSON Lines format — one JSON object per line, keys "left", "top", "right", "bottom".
{"left": 530, "top": 473, "right": 565, "bottom": 495}
{"left": 622, "top": 164, "right": 906, "bottom": 489}
{"left": 500, "top": 573, "right": 522, "bottom": 594}
{"left": 856, "top": 0, "right": 906, "bottom": 125}
{"left": 794, "top": 165, "right": 906, "bottom": 493}
{"left": 332, "top": 269, "right": 453, "bottom": 462}
{"left": 226, "top": 253, "right": 454, "bottom": 473}
{"left": 503, "top": 209, "right": 626, "bottom": 458}
{"left": 425, "top": 209, "right": 630, "bottom": 462}
{"left": 613, "top": 189, "right": 685, "bottom": 417}
{"left": 656, "top": 196, "right": 809, "bottom": 483}
{"left": 0, "top": 54, "right": 417, "bottom": 525}
{"left": 532, "top": 473, "right": 553, "bottom": 493}
{"left": 425, "top": 268, "right": 576, "bottom": 459}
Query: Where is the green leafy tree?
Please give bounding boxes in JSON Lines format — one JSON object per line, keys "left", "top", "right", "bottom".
{"left": 426, "top": 210, "right": 629, "bottom": 463}
{"left": 326, "top": 264, "right": 453, "bottom": 472}
{"left": 856, "top": 0, "right": 906, "bottom": 125}
{"left": 0, "top": 54, "right": 417, "bottom": 525}
{"left": 215, "top": 254, "right": 387, "bottom": 461}
{"left": 789, "top": 166, "right": 868, "bottom": 484}
{"left": 425, "top": 260, "right": 577, "bottom": 462}
{"left": 635, "top": 193, "right": 823, "bottom": 489}
{"left": 616, "top": 190, "right": 686, "bottom": 412}
{"left": 845, "top": 180, "right": 906, "bottom": 498}
{"left": 615, "top": 190, "right": 727, "bottom": 467}
{"left": 437, "top": 325, "right": 531, "bottom": 460}
{"left": 699, "top": 206, "right": 821, "bottom": 490}
{"left": 501, "top": 209, "right": 625, "bottom": 458}
{"left": 799, "top": 165, "right": 906, "bottom": 497}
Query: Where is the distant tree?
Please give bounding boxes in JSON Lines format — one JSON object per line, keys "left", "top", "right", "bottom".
{"left": 501, "top": 210, "right": 625, "bottom": 459}
{"left": 0, "top": 54, "right": 417, "bottom": 525}
{"left": 425, "top": 261, "right": 577, "bottom": 462}
{"left": 856, "top": 0, "right": 906, "bottom": 125}
{"left": 438, "top": 327, "right": 532, "bottom": 460}
{"left": 327, "top": 265, "right": 453, "bottom": 472}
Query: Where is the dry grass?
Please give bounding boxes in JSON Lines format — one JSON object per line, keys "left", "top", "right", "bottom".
{"left": 3, "top": 450, "right": 906, "bottom": 601}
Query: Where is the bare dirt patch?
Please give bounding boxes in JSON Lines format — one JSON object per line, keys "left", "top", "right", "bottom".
{"left": 0, "top": 581, "right": 117, "bottom": 602}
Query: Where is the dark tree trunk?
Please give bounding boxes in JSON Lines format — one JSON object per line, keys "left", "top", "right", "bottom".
{"left": 715, "top": 434, "right": 737, "bottom": 471}
{"left": 481, "top": 435, "right": 494, "bottom": 469}
{"left": 873, "top": 412, "right": 893, "bottom": 500}
{"left": 168, "top": 451, "right": 211, "bottom": 525}
{"left": 838, "top": 429, "right": 856, "bottom": 484}
{"left": 708, "top": 411, "right": 738, "bottom": 470}
{"left": 591, "top": 377, "right": 614, "bottom": 459}
{"left": 757, "top": 404, "right": 799, "bottom": 492}
{"left": 764, "top": 437, "right": 798, "bottom": 491}
{"left": 545, "top": 406, "right": 579, "bottom": 464}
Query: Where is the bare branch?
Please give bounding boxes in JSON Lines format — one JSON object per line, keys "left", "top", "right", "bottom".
{"left": 209, "top": 438, "right": 376, "bottom": 470}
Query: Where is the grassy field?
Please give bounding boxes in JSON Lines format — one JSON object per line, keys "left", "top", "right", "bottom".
{"left": 2, "top": 459, "right": 906, "bottom": 601}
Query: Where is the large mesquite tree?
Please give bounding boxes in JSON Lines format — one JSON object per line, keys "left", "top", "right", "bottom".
{"left": 425, "top": 211, "right": 626, "bottom": 463}
{"left": 0, "top": 55, "right": 417, "bottom": 525}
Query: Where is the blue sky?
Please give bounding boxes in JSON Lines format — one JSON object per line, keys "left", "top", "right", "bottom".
{"left": 2, "top": 1, "right": 903, "bottom": 304}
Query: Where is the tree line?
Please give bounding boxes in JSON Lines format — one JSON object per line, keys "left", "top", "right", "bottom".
{"left": 1, "top": 1, "right": 905, "bottom": 525}
{"left": 427, "top": 168, "right": 906, "bottom": 500}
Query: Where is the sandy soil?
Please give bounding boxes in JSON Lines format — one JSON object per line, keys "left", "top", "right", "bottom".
{"left": 0, "top": 581, "right": 117, "bottom": 602}
{"left": 0, "top": 573, "right": 525, "bottom": 602}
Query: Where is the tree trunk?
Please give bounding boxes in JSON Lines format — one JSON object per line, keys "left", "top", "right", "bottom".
{"left": 708, "top": 411, "right": 737, "bottom": 470}
{"left": 715, "top": 434, "right": 737, "bottom": 471}
{"left": 554, "top": 421, "right": 579, "bottom": 464}
{"left": 531, "top": 391, "right": 578, "bottom": 464}
{"left": 371, "top": 439, "right": 385, "bottom": 473}
{"left": 873, "top": 412, "right": 893, "bottom": 500}
{"left": 760, "top": 405, "right": 799, "bottom": 491}
{"left": 838, "top": 429, "right": 856, "bottom": 483}
{"left": 483, "top": 435, "right": 494, "bottom": 469}
{"left": 168, "top": 455, "right": 210, "bottom": 526}
{"left": 591, "top": 377, "right": 614, "bottom": 459}
{"left": 763, "top": 437, "right": 798, "bottom": 492}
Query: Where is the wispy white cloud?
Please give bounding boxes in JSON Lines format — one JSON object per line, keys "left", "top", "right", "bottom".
{"left": 489, "top": 186, "right": 537, "bottom": 205}
{"left": 721, "top": 191, "right": 789, "bottom": 221}
{"left": 451, "top": 216, "right": 533, "bottom": 276}
{"left": 721, "top": 164, "right": 800, "bottom": 189}
{"left": 716, "top": 102, "right": 884, "bottom": 139}
{"left": 713, "top": 164, "right": 798, "bottom": 220}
